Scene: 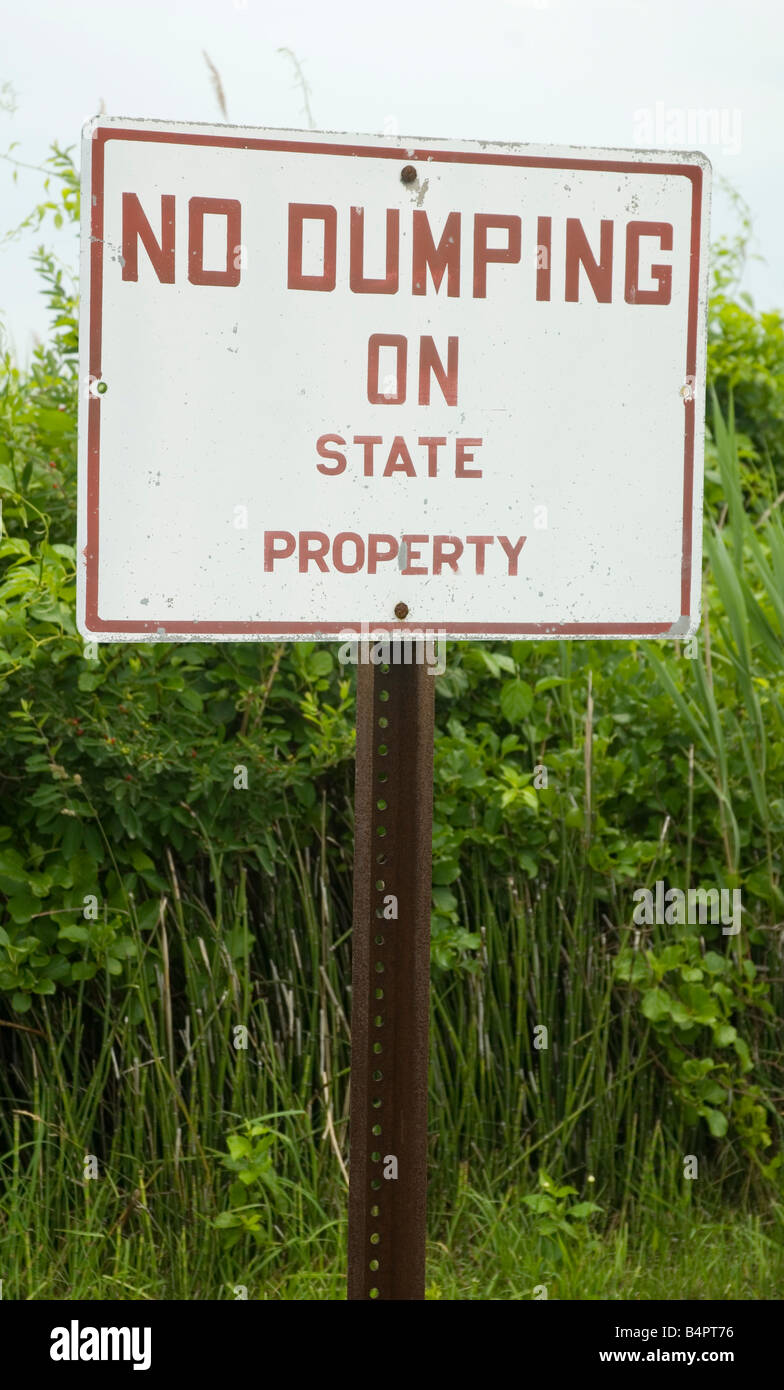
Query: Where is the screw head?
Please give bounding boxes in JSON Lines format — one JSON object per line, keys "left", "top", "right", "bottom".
{"left": 394, "top": 602, "right": 409, "bottom": 620}
{"left": 400, "top": 164, "right": 417, "bottom": 185}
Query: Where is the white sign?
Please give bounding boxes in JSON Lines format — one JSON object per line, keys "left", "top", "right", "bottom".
{"left": 78, "top": 118, "right": 711, "bottom": 642}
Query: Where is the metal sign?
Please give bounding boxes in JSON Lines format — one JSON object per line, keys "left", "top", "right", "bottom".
{"left": 78, "top": 118, "right": 710, "bottom": 643}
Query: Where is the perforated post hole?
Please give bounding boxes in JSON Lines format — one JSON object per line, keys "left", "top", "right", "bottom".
{"left": 346, "top": 648, "right": 435, "bottom": 1301}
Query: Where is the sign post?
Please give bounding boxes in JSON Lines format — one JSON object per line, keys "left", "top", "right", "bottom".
{"left": 347, "top": 651, "right": 434, "bottom": 1300}
{"left": 78, "top": 116, "right": 710, "bottom": 1302}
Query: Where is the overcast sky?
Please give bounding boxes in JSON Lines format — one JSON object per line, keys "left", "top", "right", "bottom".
{"left": 1, "top": 0, "right": 781, "bottom": 358}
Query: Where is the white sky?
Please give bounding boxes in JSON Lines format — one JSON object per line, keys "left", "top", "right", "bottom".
{"left": 1, "top": 0, "right": 781, "bottom": 359}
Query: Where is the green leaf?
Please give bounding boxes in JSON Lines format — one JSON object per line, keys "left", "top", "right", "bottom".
{"left": 77, "top": 671, "right": 102, "bottom": 692}
{"left": 69, "top": 850, "right": 100, "bottom": 881}
{"left": 499, "top": 679, "right": 534, "bottom": 722}
{"left": 431, "top": 886, "right": 457, "bottom": 913}
{"left": 641, "top": 988, "right": 670, "bottom": 1023}
{"left": 130, "top": 847, "right": 155, "bottom": 873}
{"left": 432, "top": 859, "right": 460, "bottom": 885}
{"left": 37, "top": 407, "right": 74, "bottom": 434}
{"left": 227, "top": 1135, "right": 251, "bottom": 1160}
{"left": 713, "top": 1023, "right": 737, "bottom": 1047}
{"left": 59, "top": 924, "right": 89, "bottom": 942}
{"left": 702, "top": 951, "right": 727, "bottom": 975}
{"left": 213, "top": 1211, "right": 241, "bottom": 1229}
{"left": 615, "top": 951, "right": 649, "bottom": 986}
{"left": 522, "top": 1193, "right": 555, "bottom": 1214}
{"left": 534, "top": 676, "right": 568, "bottom": 694}
{"left": 704, "top": 1107, "right": 728, "bottom": 1138}
{"left": 478, "top": 649, "right": 502, "bottom": 677}
{"left": 178, "top": 687, "right": 203, "bottom": 713}
{"left": 307, "top": 651, "right": 334, "bottom": 677}
{"left": 6, "top": 893, "right": 40, "bottom": 924}
{"left": 568, "top": 1201, "right": 602, "bottom": 1219}
{"left": 295, "top": 780, "right": 316, "bottom": 808}
{"left": 71, "top": 962, "right": 98, "bottom": 981}
{"left": 0, "top": 848, "right": 28, "bottom": 886}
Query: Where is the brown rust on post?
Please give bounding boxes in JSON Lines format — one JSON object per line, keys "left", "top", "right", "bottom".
{"left": 347, "top": 649, "right": 435, "bottom": 1300}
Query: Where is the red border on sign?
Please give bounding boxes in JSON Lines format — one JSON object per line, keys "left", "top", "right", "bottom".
{"left": 85, "top": 128, "right": 704, "bottom": 637}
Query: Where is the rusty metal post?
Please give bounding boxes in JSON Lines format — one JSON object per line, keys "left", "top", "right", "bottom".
{"left": 347, "top": 648, "right": 435, "bottom": 1300}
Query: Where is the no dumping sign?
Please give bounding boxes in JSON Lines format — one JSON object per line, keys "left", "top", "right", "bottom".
{"left": 78, "top": 118, "right": 711, "bottom": 643}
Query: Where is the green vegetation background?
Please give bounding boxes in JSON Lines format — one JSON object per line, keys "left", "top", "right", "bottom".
{"left": 0, "top": 152, "right": 783, "bottom": 1298}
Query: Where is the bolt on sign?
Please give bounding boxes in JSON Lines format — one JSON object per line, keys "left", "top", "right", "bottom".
{"left": 77, "top": 118, "right": 711, "bottom": 642}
